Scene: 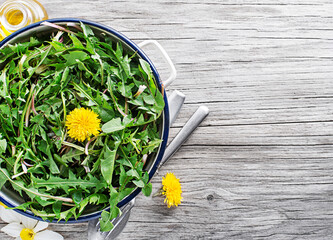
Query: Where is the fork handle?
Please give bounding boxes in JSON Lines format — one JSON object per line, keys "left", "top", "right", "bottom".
{"left": 159, "top": 106, "right": 209, "bottom": 168}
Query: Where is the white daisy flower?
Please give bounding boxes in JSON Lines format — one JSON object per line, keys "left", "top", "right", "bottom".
{"left": 0, "top": 204, "right": 63, "bottom": 240}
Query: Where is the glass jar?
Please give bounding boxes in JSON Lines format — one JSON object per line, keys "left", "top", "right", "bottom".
{"left": 0, "top": 0, "right": 48, "bottom": 40}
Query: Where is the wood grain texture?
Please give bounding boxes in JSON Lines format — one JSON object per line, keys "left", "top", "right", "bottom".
{"left": 1, "top": 0, "right": 333, "bottom": 239}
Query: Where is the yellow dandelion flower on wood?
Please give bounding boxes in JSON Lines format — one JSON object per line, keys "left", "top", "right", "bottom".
{"left": 65, "top": 108, "right": 101, "bottom": 142}
{"left": 162, "top": 173, "right": 183, "bottom": 208}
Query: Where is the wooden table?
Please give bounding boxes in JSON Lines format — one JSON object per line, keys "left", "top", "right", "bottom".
{"left": 1, "top": 0, "right": 333, "bottom": 239}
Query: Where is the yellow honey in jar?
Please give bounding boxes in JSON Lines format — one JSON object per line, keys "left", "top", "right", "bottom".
{"left": 0, "top": 0, "right": 48, "bottom": 40}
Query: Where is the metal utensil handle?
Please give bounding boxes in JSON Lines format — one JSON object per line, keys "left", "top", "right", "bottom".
{"left": 159, "top": 106, "right": 209, "bottom": 168}
{"left": 168, "top": 90, "right": 186, "bottom": 126}
{"left": 138, "top": 40, "right": 177, "bottom": 87}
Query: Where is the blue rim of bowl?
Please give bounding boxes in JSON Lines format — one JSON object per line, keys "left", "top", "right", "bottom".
{"left": 0, "top": 18, "right": 170, "bottom": 223}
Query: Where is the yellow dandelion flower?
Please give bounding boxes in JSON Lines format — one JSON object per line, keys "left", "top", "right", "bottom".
{"left": 162, "top": 173, "right": 183, "bottom": 208}
{"left": 65, "top": 108, "right": 101, "bottom": 142}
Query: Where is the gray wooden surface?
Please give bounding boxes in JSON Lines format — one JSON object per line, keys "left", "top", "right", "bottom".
{"left": 1, "top": 0, "right": 333, "bottom": 239}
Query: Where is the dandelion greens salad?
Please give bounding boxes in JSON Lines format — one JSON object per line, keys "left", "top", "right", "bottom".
{"left": 0, "top": 22, "right": 165, "bottom": 231}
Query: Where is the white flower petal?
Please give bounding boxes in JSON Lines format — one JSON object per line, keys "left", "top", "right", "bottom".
{"left": 34, "top": 230, "right": 64, "bottom": 240}
{"left": 1, "top": 222, "right": 23, "bottom": 237}
{"left": 20, "top": 215, "right": 38, "bottom": 229}
{"left": 33, "top": 221, "right": 48, "bottom": 233}
{"left": 138, "top": 85, "right": 147, "bottom": 92}
{"left": 15, "top": 237, "right": 21, "bottom": 240}
{"left": 22, "top": 162, "right": 28, "bottom": 174}
{"left": 0, "top": 208, "right": 22, "bottom": 223}
{"left": 11, "top": 172, "right": 25, "bottom": 179}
